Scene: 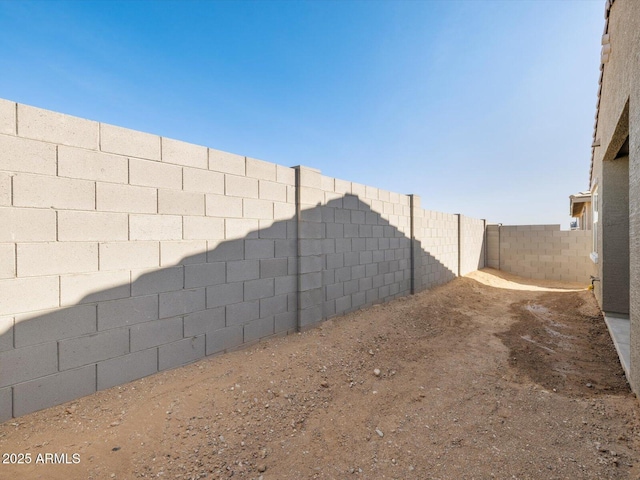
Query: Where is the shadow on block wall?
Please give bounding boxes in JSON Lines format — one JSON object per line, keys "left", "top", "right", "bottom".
{"left": 0, "top": 194, "right": 469, "bottom": 420}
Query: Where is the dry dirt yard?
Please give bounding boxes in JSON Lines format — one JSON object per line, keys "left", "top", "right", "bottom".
{"left": 1, "top": 268, "right": 639, "bottom": 480}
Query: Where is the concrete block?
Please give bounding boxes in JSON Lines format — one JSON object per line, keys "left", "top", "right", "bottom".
{"left": 97, "top": 182, "right": 157, "bottom": 214}
{"left": 58, "top": 145, "right": 128, "bottom": 183}
{"left": 296, "top": 166, "right": 322, "bottom": 189}
{"left": 184, "top": 167, "right": 224, "bottom": 194}
{"left": 227, "top": 259, "right": 259, "bottom": 282}
{"left": 344, "top": 251, "right": 360, "bottom": 266}
{"left": 58, "top": 211, "right": 128, "bottom": 241}
{"left": 226, "top": 219, "right": 259, "bottom": 240}
{"left": 184, "top": 307, "right": 225, "bottom": 336}
{"left": 158, "top": 335, "right": 205, "bottom": 371}
{"left": 276, "top": 165, "right": 295, "bottom": 185}
{"left": 244, "top": 278, "right": 274, "bottom": 301}
{"left": 259, "top": 180, "right": 287, "bottom": 202}
{"left": 208, "top": 240, "right": 244, "bottom": 262}
{"left": 183, "top": 216, "right": 225, "bottom": 241}
{"left": 13, "top": 173, "right": 94, "bottom": 210}
{"left": 300, "top": 187, "right": 324, "bottom": 206}
{"left": 209, "top": 148, "right": 245, "bottom": 175}
{"left": 300, "top": 222, "right": 323, "bottom": 239}
{"left": 226, "top": 175, "right": 258, "bottom": 198}
{"left": 243, "top": 198, "right": 273, "bottom": 219}
{"left": 258, "top": 219, "right": 287, "bottom": 239}
{"left": 0, "top": 99, "right": 15, "bottom": 135}
{"left": 0, "top": 135, "right": 54, "bottom": 175}
{"left": 131, "top": 266, "right": 184, "bottom": 296}
{"left": 0, "top": 316, "right": 13, "bottom": 352}
{"left": 98, "top": 294, "right": 159, "bottom": 330}
{"left": 14, "top": 304, "right": 96, "bottom": 348}
{"left": 299, "top": 304, "right": 322, "bottom": 328}
{"left": 351, "top": 210, "right": 366, "bottom": 224}
{"left": 130, "top": 214, "right": 182, "bottom": 241}
{"left": 275, "top": 239, "right": 297, "bottom": 258}
{"left": 161, "top": 137, "right": 207, "bottom": 169}
{"left": 0, "top": 243, "right": 14, "bottom": 279}
{"left": 18, "top": 104, "right": 98, "bottom": 149}
{"left": 245, "top": 239, "right": 274, "bottom": 259}
{"left": 97, "top": 348, "right": 158, "bottom": 390}
{"left": 100, "top": 123, "right": 160, "bottom": 160}
{"left": 205, "top": 193, "right": 243, "bottom": 218}
{"left": 13, "top": 365, "right": 96, "bottom": 417}
{"left": 300, "top": 255, "right": 323, "bottom": 274}
{"left": 0, "top": 172, "right": 9, "bottom": 206}
{"left": 99, "top": 241, "right": 159, "bottom": 271}
{"left": 130, "top": 156, "right": 183, "bottom": 189}
{"left": 0, "top": 341, "right": 57, "bottom": 387}
{"left": 246, "top": 157, "right": 277, "bottom": 181}
{"left": 159, "top": 288, "right": 206, "bottom": 318}
{"left": 160, "top": 240, "right": 207, "bottom": 266}
{"left": 299, "top": 239, "right": 322, "bottom": 256}
{"left": 275, "top": 275, "right": 296, "bottom": 295}
{"left": 207, "top": 282, "right": 244, "bottom": 308}
{"left": 226, "top": 301, "right": 259, "bottom": 326}
{"left": 0, "top": 386, "right": 11, "bottom": 422}
{"left": 260, "top": 257, "right": 288, "bottom": 278}
{"left": 244, "top": 317, "right": 274, "bottom": 343}
{"left": 274, "top": 202, "right": 296, "bottom": 221}
{"left": 158, "top": 189, "right": 205, "bottom": 216}
{"left": 344, "top": 278, "right": 359, "bottom": 295}
{"left": 206, "top": 325, "right": 242, "bottom": 355}
{"left": 300, "top": 272, "right": 322, "bottom": 291}
{"left": 60, "top": 270, "right": 130, "bottom": 306}
{"left": 131, "top": 316, "right": 183, "bottom": 351}
{"left": 59, "top": 328, "right": 129, "bottom": 370}
{"left": 274, "top": 311, "right": 296, "bottom": 332}
{"left": 260, "top": 294, "right": 288, "bottom": 317}
{"left": 0, "top": 276, "right": 59, "bottom": 316}
{"left": 185, "top": 262, "right": 226, "bottom": 288}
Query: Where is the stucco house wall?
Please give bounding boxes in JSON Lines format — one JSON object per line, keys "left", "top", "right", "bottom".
{"left": 589, "top": 0, "right": 640, "bottom": 394}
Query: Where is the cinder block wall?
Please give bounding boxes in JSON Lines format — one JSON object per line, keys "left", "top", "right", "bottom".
{"left": 0, "top": 98, "right": 487, "bottom": 420}
{"left": 413, "top": 207, "right": 460, "bottom": 291}
{"left": 487, "top": 224, "right": 592, "bottom": 283}
{"left": 460, "top": 216, "right": 486, "bottom": 276}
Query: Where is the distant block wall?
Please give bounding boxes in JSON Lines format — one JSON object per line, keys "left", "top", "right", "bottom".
{"left": 0, "top": 98, "right": 486, "bottom": 421}
{"left": 486, "top": 224, "right": 592, "bottom": 283}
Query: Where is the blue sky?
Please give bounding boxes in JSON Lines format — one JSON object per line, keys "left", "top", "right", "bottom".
{"left": 0, "top": 0, "right": 604, "bottom": 226}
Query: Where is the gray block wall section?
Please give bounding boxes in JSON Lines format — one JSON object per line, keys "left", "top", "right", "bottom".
{"left": 485, "top": 224, "right": 592, "bottom": 283}
{"left": 0, "top": 98, "right": 489, "bottom": 421}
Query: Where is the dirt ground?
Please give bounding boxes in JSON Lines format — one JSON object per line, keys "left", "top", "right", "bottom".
{"left": 1, "top": 268, "right": 639, "bottom": 480}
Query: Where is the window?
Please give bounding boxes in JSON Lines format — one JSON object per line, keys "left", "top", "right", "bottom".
{"left": 591, "top": 186, "right": 599, "bottom": 263}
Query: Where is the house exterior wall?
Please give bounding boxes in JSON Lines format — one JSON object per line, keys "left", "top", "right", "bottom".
{"left": 590, "top": 0, "right": 640, "bottom": 395}
{"left": 0, "top": 98, "right": 487, "bottom": 421}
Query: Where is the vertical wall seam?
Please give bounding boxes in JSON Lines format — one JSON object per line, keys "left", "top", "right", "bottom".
{"left": 14, "top": 103, "right": 18, "bottom": 136}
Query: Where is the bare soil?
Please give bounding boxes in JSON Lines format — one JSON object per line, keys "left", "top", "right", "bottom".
{"left": 1, "top": 268, "right": 639, "bottom": 480}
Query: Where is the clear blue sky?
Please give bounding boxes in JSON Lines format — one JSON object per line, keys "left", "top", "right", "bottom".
{"left": 0, "top": 0, "right": 604, "bottom": 227}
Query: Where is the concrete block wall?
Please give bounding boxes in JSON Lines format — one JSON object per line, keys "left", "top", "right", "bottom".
{"left": 460, "top": 216, "right": 487, "bottom": 276}
{"left": 0, "top": 98, "right": 487, "bottom": 421}
{"left": 413, "top": 207, "right": 460, "bottom": 291}
{"left": 317, "top": 176, "right": 413, "bottom": 320}
{"left": 486, "top": 224, "right": 592, "bottom": 283}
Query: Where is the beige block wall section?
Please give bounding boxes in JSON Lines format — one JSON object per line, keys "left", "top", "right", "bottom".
{"left": 0, "top": 98, "right": 487, "bottom": 421}
{"left": 486, "top": 225, "right": 592, "bottom": 283}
